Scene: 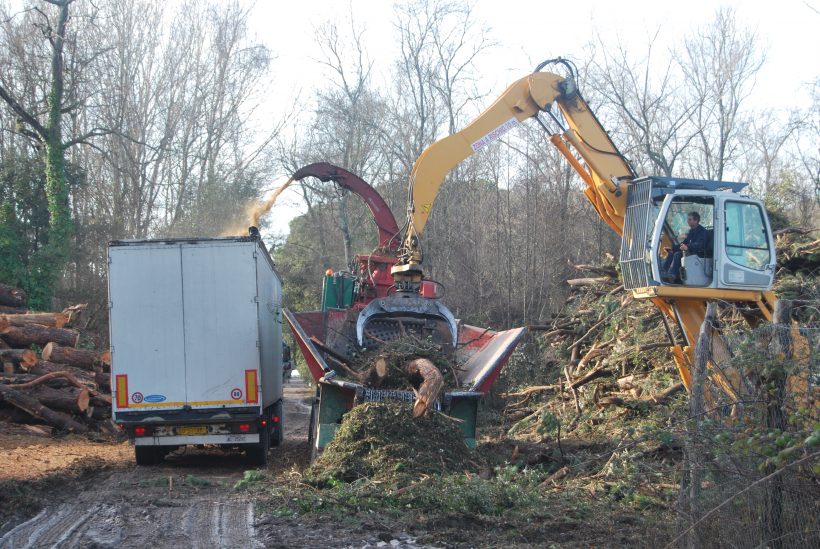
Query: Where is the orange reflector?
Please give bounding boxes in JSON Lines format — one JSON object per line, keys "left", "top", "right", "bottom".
{"left": 116, "top": 375, "right": 128, "bottom": 408}
{"left": 239, "top": 423, "right": 251, "bottom": 433}
{"left": 245, "top": 370, "right": 258, "bottom": 403}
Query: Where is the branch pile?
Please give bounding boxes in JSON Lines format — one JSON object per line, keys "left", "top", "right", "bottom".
{"left": 0, "top": 283, "right": 112, "bottom": 435}
{"left": 313, "top": 332, "right": 458, "bottom": 417}
{"left": 509, "top": 260, "right": 681, "bottom": 437}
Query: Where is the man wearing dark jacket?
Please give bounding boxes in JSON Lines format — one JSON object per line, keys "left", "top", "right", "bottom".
{"left": 662, "top": 212, "right": 707, "bottom": 283}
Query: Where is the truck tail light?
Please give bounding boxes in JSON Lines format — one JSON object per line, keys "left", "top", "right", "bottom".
{"left": 273, "top": 415, "right": 280, "bottom": 423}
{"left": 260, "top": 419, "right": 267, "bottom": 426}
{"left": 238, "top": 423, "right": 251, "bottom": 433}
{"left": 134, "top": 426, "right": 148, "bottom": 437}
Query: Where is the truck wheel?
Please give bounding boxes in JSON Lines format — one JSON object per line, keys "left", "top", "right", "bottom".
{"left": 135, "top": 445, "right": 162, "bottom": 466}
{"left": 246, "top": 425, "right": 270, "bottom": 467}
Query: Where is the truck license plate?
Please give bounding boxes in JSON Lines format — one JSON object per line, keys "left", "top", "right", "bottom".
{"left": 177, "top": 425, "right": 207, "bottom": 435}
{"left": 226, "top": 435, "right": 247, "bottom": 442}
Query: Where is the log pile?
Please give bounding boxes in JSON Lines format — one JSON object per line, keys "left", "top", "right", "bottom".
{"left": 0, "top": 283, "right": 111, "bottom": 435}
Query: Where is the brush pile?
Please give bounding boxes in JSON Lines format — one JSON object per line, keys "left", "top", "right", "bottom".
{"left": 0, "top": 283, "right": 112, "bottom": 436}
{"left": 504, "top": 258, "right": 683, "bottom": 436}
{"left": 305, "top": 402, "right": 476, "bottom": 486}
{"left": 504, "top": 226, "right": 820, "bottom": 437}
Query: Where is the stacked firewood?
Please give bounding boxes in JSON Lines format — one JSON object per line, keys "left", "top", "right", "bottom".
{"left": 0, "top": 283, "right": 112, "bottom": 435}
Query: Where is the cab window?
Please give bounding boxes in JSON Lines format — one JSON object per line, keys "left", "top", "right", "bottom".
{"left": 724, "top": 202, "right": 770, "bottom": 270}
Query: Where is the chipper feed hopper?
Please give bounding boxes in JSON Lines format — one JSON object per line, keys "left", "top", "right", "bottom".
{"left": 287, "top": 308, "right": 525, "bottom": 458}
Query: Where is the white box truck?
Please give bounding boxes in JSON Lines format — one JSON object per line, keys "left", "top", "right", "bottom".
{"left": 108, "top": 235, "right": 284, "bottom": 465}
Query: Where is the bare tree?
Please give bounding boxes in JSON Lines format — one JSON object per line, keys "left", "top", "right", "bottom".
{"left": 678, "top": 7, "right": 765, "bottom": 180}
{"left": 587, "top": 34, "right": 697, "bottom": 177}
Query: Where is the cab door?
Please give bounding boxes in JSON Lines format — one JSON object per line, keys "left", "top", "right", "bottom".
{"left": 717, "top": 198, "right": 775, "bottom": 290}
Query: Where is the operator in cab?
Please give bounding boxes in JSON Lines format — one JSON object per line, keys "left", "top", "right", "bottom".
{"left": 662, "top": 212, "right": 706, "bottom": 284}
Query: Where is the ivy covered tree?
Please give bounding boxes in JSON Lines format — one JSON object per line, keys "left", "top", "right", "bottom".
{"left": 0, "top": 0, "right": 100, "bottom": 307}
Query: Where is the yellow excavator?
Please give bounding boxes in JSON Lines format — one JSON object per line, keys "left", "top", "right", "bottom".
{"left": 361, "top": 58, "right": 778, "bottom": 398}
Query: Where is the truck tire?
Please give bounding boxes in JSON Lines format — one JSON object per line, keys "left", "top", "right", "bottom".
{"left": 135, "top": 445, "right": 162, "bottom": 466}
{"left": 246, "top": 425, "right": 270, "bottom": 467}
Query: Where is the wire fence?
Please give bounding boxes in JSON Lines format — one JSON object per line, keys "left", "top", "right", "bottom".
{"left": 673, "top": 304, "right": 820, "bottom": 549}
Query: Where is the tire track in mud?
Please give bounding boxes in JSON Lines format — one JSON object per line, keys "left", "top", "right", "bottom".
{"left": 0, "top": 380, "right": 313, "bottom": 549}
{"left": 0, "top": 497, "right": 262, "bottom": 548}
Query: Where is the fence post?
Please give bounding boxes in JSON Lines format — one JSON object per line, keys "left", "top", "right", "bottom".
{"left": 682, "top": 301, "right": 716, "bottom": 549}
{"left": 764, "top": 300, "right": 792, "bottom": 549}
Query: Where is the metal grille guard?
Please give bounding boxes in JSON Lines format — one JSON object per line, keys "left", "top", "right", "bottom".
{"left": 355, "top": 295, "right": 459, "bottom": 347}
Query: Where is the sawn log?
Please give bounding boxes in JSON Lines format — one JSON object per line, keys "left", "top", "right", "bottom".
{"left": 42, "top": 342, "right": 109, "bottom": 369}
{"left": 0, "top": 348, "right": 37, "bottom": 369}
{"left": 405, "top": 358, "right": 443, "bottom": 418}
{"left": 1, "top": 324, "right": 79, "bottom": 348}
{"left": 0, "top": 312, "right": 68, "bottom": 328}
{"left": 0, "top": 384, "right": 88, "bottom": 433}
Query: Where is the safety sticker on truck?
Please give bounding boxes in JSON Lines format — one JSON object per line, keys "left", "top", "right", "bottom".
{"left": 471, "top": 117, "right": 520, "bottom": 152}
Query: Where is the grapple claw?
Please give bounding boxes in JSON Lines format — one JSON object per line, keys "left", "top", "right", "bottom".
{"left": 356, "top": 294, "right": 459, "bottom": 347}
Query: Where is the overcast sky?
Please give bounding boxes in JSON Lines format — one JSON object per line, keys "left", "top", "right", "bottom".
{"left": 246, "top": 0, "right": 820, "bottom": 235}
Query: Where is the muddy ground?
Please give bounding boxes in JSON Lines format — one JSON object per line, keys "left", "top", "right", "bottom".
{"left": 0, "top": 379, "right": 429, "bottom": 548}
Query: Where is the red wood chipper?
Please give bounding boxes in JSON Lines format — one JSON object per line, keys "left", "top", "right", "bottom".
{"left": 284, "top": 163, "right": 526, "bottom": 460}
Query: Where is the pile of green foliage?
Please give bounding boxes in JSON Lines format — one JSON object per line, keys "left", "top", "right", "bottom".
{"left": 305, "top": 402, "right": 476, "bottom": 485}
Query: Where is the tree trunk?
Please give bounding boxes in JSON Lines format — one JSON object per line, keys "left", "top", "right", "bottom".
{"left": 566, "top": 277, "right": 614, "bottom": 287}
{"left": 0, "top": 384, "right": 88, "bottom": 433}
{"left": 26, "top": 360, "right": 99, "bottom": 387}
{"left": 0, "top": 305, "right": 28, "bottom": 315}
{"left": 0, "top": 349, "right": 38, "bottom": 369}
{"left": 404, "top": 358, "right": 443, "bottom": 418}
{"left": 0, "top": 312, "right": 68, "bottom": 328}
{"left": 28, "top": 385, "right": 90, "bottom": 414}
{"left": 0, "top": 283, "right": 26, "bottom": 308}
{"left": 1, "top": 324, "right": 79, "bottom": 348}
{"left": 42, "top": 342, "right": 109, "bottom": 369}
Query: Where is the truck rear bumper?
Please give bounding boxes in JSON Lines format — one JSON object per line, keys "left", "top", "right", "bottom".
{"left": 134, "top": 433, "right": 260, "bottom": 446}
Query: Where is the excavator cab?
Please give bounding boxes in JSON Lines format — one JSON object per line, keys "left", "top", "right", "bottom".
{"left": 620, "top": 177, "right": 776, "bottom": 293}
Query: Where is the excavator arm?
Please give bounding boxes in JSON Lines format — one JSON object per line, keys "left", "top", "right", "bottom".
{"left": 399, "top": 59, "right": 635, "bottom": 267}
{"left": 395, "top": 58, "right": 777, "bottom": 395}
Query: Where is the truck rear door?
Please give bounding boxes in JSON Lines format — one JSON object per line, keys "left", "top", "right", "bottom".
{"left": 180, "top": 242, "right": 261, "bottom": 409}
{"left": 110, "top": 244, "right": 188, "bottom": 411}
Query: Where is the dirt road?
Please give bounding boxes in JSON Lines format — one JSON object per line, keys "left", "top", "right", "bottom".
{"left": 0, "top": 380, "right": 315, "bottom": 548}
